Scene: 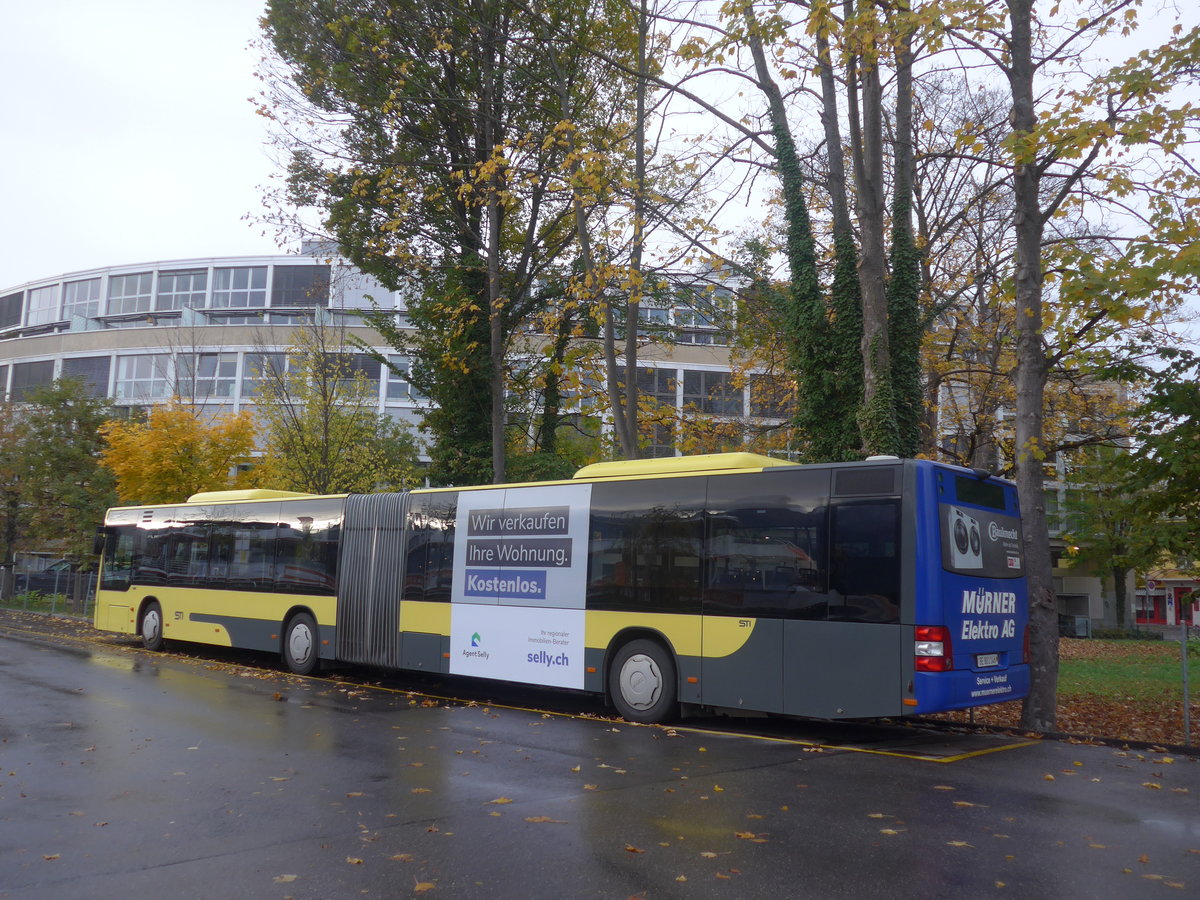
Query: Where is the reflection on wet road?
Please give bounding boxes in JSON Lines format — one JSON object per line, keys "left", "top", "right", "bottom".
{"left": 2, "top": 623, "right": 1198, "bottom": 898}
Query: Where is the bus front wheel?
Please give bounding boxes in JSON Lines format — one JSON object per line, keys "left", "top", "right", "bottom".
{"left": 283, "top": 612, "right": 319, "bottom": 676}
{"left": 141, "top": 601, "right": 165, "bottom": 652}
{"left": 609, "top": 639, "right": 677, "bottom": 724}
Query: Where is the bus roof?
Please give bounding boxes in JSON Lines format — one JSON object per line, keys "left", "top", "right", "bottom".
{"left": 573, "top": 452, "right": 793, "bottom": 480}
{"left": 184, "top": 489, "right": 319, "bottom": 504}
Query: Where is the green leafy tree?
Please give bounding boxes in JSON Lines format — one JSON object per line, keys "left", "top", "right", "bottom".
{"left": 100, "top": 401, "right": 258, "bottom": 505}
{"left": 0, "top": 379, "right": 116, "bottom": 601}
{"left": 19, "top": 380, "right": 116, "bottom": 559}
{"left": 1118, "top": 348, "right": 1200, "bottom": 567}
{"left": 1062, "top": 445, "right": 1163, "bottom": 630}
{"left": 0, "top": 402, "right": 27, "bottom": 599}
{"left": 261, "top": 0, "right": 642, "bottom": 483}
{"left": 253, "top": 321, "right": 422, "bottom": 494}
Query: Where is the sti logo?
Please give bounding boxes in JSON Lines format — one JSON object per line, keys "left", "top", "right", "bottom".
{"left": 470, "top": 632, "right": 481, "bottom": 647}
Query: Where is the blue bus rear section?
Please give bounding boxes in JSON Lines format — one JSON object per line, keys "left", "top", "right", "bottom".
{"left": 911, "top": 462, "right": 1030, "bottom": 714}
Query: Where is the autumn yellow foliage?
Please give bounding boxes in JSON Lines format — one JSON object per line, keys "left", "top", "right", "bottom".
{"left": 100, "top": 401, "right": 258, "bottom": 505}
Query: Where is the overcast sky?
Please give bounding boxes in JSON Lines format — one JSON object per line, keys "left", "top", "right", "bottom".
{"left": 2, "top": 1, "right": 1193, "bottom": 295}
{"left": 0, "top": 1, "right": 282, "bottom": 290}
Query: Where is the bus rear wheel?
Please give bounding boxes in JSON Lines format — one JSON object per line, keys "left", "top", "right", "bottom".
{"left": 609, "top": 639, "right": 677, "bottom": 724}
{"left": 283, "top": 612, "right": 319, "bottom": 676}
{"left": 141, "top": 601, "right": 165, "bottom": 652}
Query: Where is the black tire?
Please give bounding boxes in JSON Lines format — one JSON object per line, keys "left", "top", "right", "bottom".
{"left": 283, "top": 612, "right": 319, "bottom": 676}
{"left": 608, "top": 638, "right": 677, "bottom": 724}
{"left": 141, "top": 601, "right": 165, "bottom": 652}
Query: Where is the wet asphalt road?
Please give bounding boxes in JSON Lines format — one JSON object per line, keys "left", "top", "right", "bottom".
{"left": 1, "top": 618, "right": 1199, "bottom": 899}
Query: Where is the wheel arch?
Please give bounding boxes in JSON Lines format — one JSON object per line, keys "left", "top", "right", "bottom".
{"left": 279, "top": 604, "right": 321, "bottom": 655}
{"left": 603, "top": 627, "right": 678, "bottom": 701}
{"left": 136, "top": 596, "right": 162, "bottom": 632}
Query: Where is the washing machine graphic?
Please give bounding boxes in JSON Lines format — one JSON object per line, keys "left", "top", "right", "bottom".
{"left": 949, "top": 506, "right": 983, "bottom": 569}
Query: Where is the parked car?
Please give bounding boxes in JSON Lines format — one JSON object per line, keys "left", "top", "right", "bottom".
{"left": 15, "top": 560, "right": 83, "bottom": 595}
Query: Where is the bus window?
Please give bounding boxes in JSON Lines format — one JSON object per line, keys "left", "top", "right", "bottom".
{"left": 588, "top": 478, "right": 704, "bottom": 613}
{"left": 705, "top": 469, "right": 832, "bottom": 620}
{"left": 100, "top": 527, "right": 135, "bottom": 591}
{"left": 405, "top": 492, "right": 458, "bottom": 603}
{"left": 276, "top": 498, "right": 341, "bottom": 595}
{"left": 829, "top": 501, "right": 900, "bottom": 623}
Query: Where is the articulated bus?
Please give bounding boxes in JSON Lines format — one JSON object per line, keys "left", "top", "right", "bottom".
{"left": 93, "top": 453, "right": 1029, "bottom": 723}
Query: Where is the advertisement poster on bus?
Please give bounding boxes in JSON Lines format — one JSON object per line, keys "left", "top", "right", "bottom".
{"left": 938, "top": 501, "right": 1027, "bottom": 703}
{"left": 449, "top": 484, "right": 592, "bottom": 689}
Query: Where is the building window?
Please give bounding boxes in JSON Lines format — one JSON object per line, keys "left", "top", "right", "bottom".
{"left": 179, "top": 352, "right": 238, "bottom": 399}
{"left": 637, "top": 366, "right": 678, "bottom": 408}
{"left": 61, "top": 356, "right": 112, "bottom": 397}
{"left": 386, "top": 355, "right": 424, "bottom": 400}
{"left": 241, "top": 352, "right": 287, "bottom": 398}
{"left": 674, "top": 303, "right": 727, "bottom": 345}
{"left": 0, "top": 292, "right": 23, "bottom": 330}
{"left": 748, "top": 374, "right": 790, "bottom": 419}
{"left": 108, "top": 273, "right": 155, "bottom": 315}
{"left": 318, "top": 353, "right": 380, "bottom": 394}
{"left": 114, "top": 354, "right": 172, "bottom": 401}
{"left": 683, "top": 369, "right": 742, "bottom": 416}
{"left": 156, "top": 269, "right": 208, "bottom": 311}
{"left": 26, "top": 285, "right": 60, "bottom": 327}
{"left": 271, "top": 265, "right": 330, "bottom": 307}
{"left": 11, "top": 360, "right": 56, "bottom": 401}
{"left": 107, "top": 273, "right": 154, "bottom": 315}
{"left": 63, "top": 279, "right": 101, "bottom": 319}
{"left": 212, "top": 267, "right": 267, "bottom": 308}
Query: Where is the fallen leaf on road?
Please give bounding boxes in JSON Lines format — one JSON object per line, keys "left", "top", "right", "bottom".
{"left": 274, "top": 874, "right": 297, "bottom": 883}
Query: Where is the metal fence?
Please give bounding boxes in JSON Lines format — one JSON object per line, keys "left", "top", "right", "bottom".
{"left": 1, "top": 571, "right": 96, "bottom": 620}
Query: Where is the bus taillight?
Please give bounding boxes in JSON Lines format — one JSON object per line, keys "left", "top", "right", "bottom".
{"left": 915, "top": 625, "right": 953, "bottom": 672}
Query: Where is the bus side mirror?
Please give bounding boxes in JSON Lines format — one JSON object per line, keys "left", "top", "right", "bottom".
{"left": 93, "top": 527, "right": 109, "bottom": 556}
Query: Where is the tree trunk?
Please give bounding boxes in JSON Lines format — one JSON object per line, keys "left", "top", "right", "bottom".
{"left": 886, "top": 16, "right": 922, "bottom": 459}
{"left": 616, "top": 0, "right": 650, "bottom": 459}
{"left": 744, "top": 9, "right": 825, "bottom": 460}
{"left": 1112, "top": 564, "right": 1129, "bottom": 630}
{"left": 1008, "top": 0, "right": 1058, "bottom": 732}
{"left": 852, "top": 37, "right": 900, "bottom": 456}
{"left": 814, "top": 25, "right": 865, "bottom": 461}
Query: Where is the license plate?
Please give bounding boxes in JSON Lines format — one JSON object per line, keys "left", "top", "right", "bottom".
{"left": 976, "top": 653, "right": 999, "bottom": 668}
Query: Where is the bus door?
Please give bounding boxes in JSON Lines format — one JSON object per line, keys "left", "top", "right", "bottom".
{"left": 781, "top": 493, "right": 904, "bottom": 718}
{"left": 702, "top": 469, "right": 832, "bottom": 716}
